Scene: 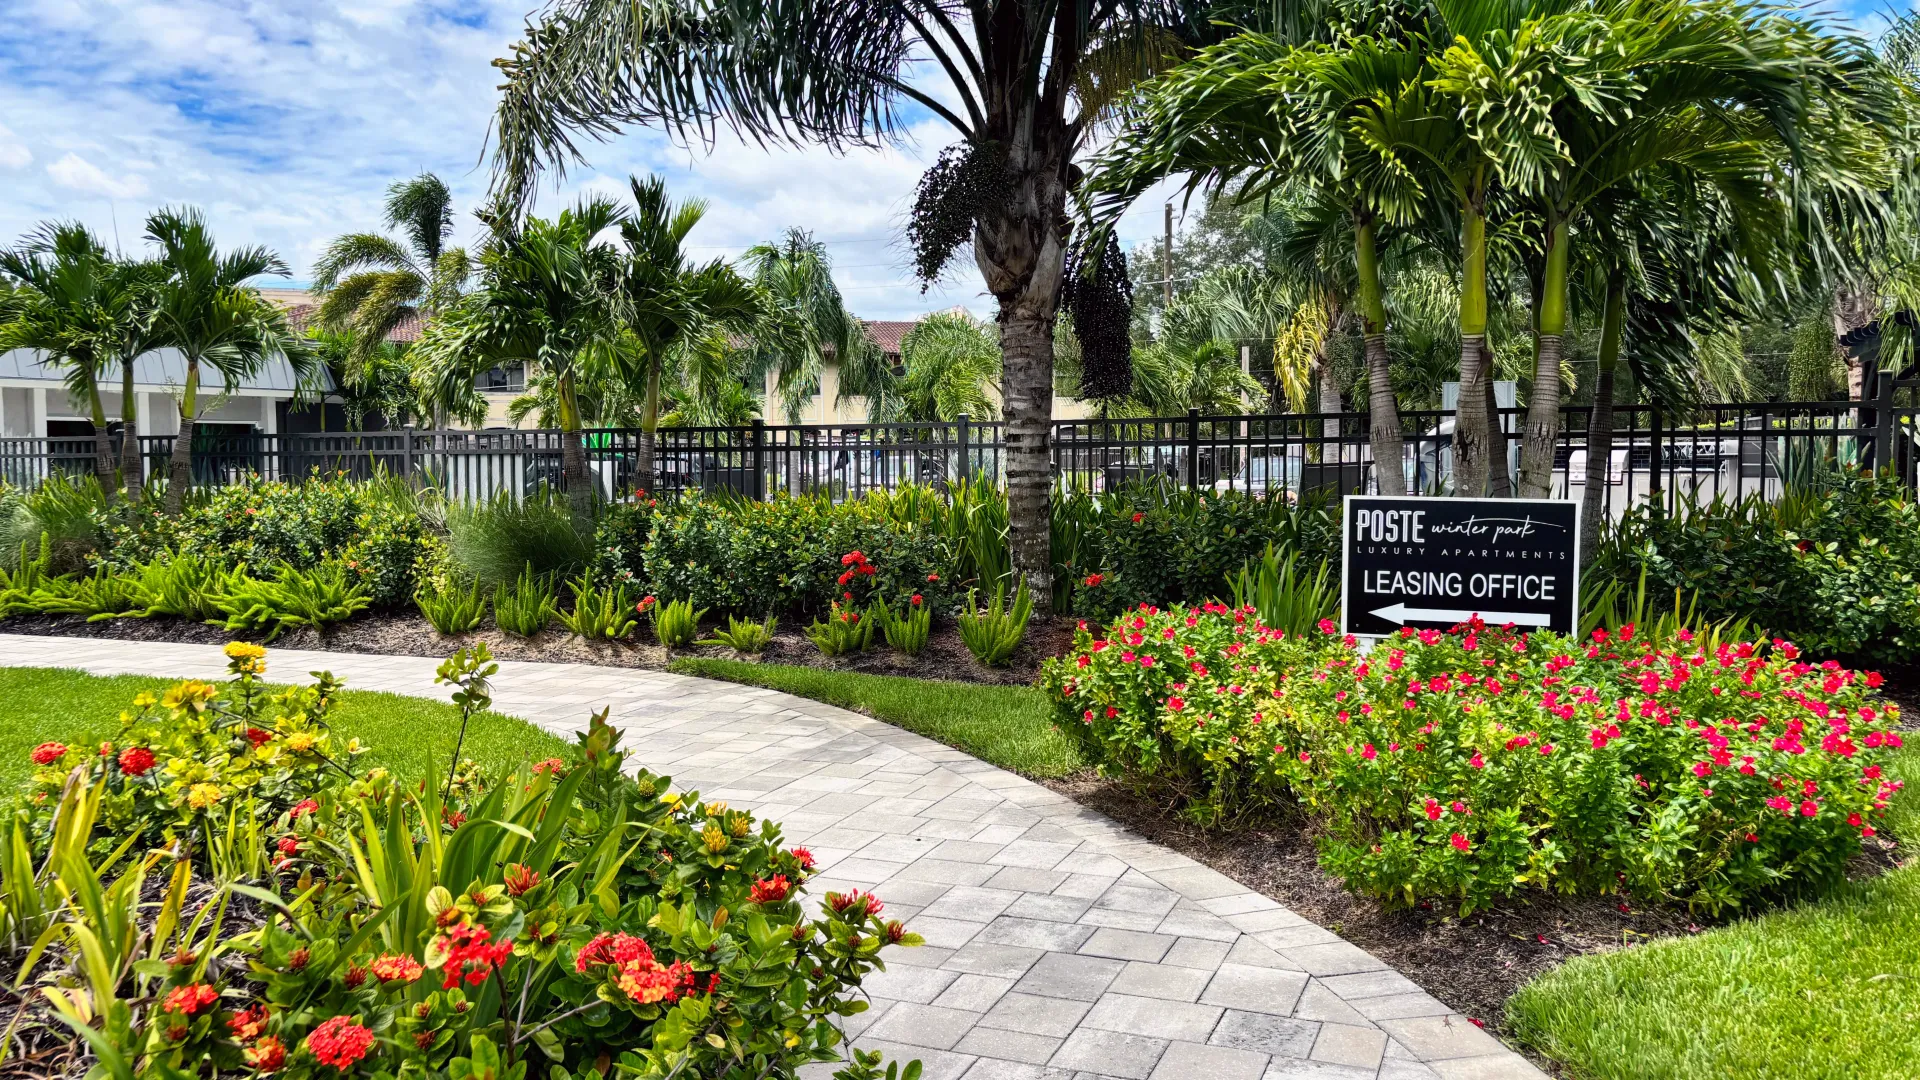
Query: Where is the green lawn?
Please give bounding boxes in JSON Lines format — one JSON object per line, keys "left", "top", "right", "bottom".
{"left": 0, "top": 667, "right": 569, "bottom": 788}
{"left": 1508, "top": 742, "right": 1920, "bottom": 1080}
{"left": 668, "top": 659, "right": 1085, "bottom": 778}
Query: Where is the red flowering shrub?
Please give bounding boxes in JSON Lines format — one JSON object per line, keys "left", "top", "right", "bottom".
{"left": 306, "top": 1016, "right": 375, "bottom": 1068}
{"left": 1043, "top": 605, "right": 1906, "bottom": 913}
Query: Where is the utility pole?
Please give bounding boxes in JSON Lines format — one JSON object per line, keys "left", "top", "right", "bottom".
{"left": 1162, "top": 202, "right": 1174, "bottom": 306}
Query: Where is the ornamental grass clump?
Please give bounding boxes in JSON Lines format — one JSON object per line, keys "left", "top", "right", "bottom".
{"left": 879, "top": 594, "right": 932, "bottom": 656}
{"left": 700, "top": 613, "right": 778, "bottom": 653}
{"left": 1043, "top": 606, "right": 1905, "bottom": 915}
{"left": 650, "top": 596, "right": 707, "bottom": 648}
{"left": 958, "top": 580, "right": 1032, "bottom": 666}
{"left": 10, "top": 644, "right": 925, "bottom": 1080}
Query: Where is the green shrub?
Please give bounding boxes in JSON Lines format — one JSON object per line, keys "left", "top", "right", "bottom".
{"left": 419, "top": 581, "right": 487, "bottom": 635}
{"left": 28, "top": 563, "right": 150, "bottom": 621}
{"left": 591, "top": 495, "right": 659, "bottom": 590}
{"left": 0, "top": 475, "right": 110, "bottom": 574}
{"left": 805, "top": 602, "right": 875, "bottom": 656}
{"left": 448, "top": 491, "right": 591, "bottom": 589}
{"left": 493, "top": 563, "right": 558, "bottom": 637}
{"left": 12, "top": 647, "right": 923, "bottom": 1080}
{"left": 208, "top": 560, "right": 372, "bottom": 641}
{"left": 651, "top": 596, "right": 706, "bottom": 648}
{"left": 879, "top": 595, "right": 932, "bottom": 656}
{"left": 958, "top": 580, "right": 1032, "bottom": 666}
{"left": 1601, "top": 472, "right": 1920, "bottom": 661}
{"left": 560, "top": 575, "right": 637, "bottom": 640}
{"left": 108, "top": 474, "right": 371, "bottom": 572}
{"left": 1228, "top": 545, "right": 1337, "bottom": 638}
{"left": 700, "top": 613, "right": 777, "bottom": 653}
{"left": 342, "top": 503, "right": 438, "bottom": 609}
{"left": 1044, "top": 607, "right": 1907, "bottom": 913}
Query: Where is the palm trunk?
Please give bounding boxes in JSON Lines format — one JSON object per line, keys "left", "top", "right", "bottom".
{"left": 558, "top": 370, "right": 591, "bottom": 521}
{"left": 637, "top": 356, "right": 659, "bottom": 497}
{"left": 1832, "top": 279, "right": 1875, "bottom": 400}
{"left": 1518, "top": 216, "right": 1570, "bottom": 498}
{"left": 86, "top": 381, "right": 114, "bottom": 494}
{"left": 163, "top": 360, "right": 199, "bottom": 515}
{"left": 1353, "top": 216, "right": 1404, "bottom": 496}
{"left": 1580, "top": 278, "right": 1625, "bottom": 564}
{"left": 1451, "top": 176, "right": 1492, "bottom": 497}
{"left": 119, "top": 360, "right": 143, "bottom": 503}
{"left": 1484, "top": 340, "right": 1512, "bottom": 497}
{"left": 976, "top": 111, "right": 1070, "bottom": 616}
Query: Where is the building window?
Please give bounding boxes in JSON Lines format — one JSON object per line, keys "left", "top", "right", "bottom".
{"left": 480, "top": 363, "right": 526, "bottom": 393}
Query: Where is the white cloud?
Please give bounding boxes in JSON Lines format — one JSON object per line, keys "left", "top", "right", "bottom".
{"left": 46, "top": 152, "right": 148, "bottom": 199}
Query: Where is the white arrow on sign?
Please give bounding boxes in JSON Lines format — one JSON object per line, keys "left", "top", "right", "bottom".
{"left": 1369, "top": 603, "right": 1553, "bottom": 628}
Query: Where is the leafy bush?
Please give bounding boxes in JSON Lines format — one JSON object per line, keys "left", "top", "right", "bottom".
{"left": 0, "top": 475, "right": 111, "bottom": 573}
{"left": 591, "top": 495, "right": 660, "bottom": 590}
{"left": 448, "top": 491, "right": 591, "bottom": 589}
{"left": 1064, "top": 487, "right": 1338, "bottom": 621}
{"left": 494, "top": 563, "right": 558, "bottom": 637}
{"left": 126, "top": 554, "right": 231, "bottom": 621}
{"left": 419, "top": 581, "right": 488, "bottom": 635}
{"left": 208, "top": 560, "right": 372, "bottom": 641}
{"left": 10, "top": 646, "right": 924, "bottom": 1080}
{"left": 1602, "top": 472, "right": 1920, "bottom": 661}
{"left": 560, "top": 575, "right": 637, "bottom": 640}
{"left": 342, "top": 502, "right": 440, "bottom": 608}
{"left": 107, "top": 475, "right": 371, "bottom": 571}
{"left": 27, "top": 563, "right": 150, "bottom": 621}
{"left": 699, "top": 614, "right": 777, "bottom": 653}
{"left": 651, "top": 596, "right": 706, "bottom": 648}
{"left": 1043, "top": 607, "right": 1906, "bottom": 914}
{"left": 958, "top": 580, "right": 1032, "bottom": 666}
{"left": 806, "top": 603, "right": 875, "bottom": 657}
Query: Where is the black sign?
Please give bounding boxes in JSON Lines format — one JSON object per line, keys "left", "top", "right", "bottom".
{"left": 1341, "top": 496, "right": 1580, "bottom": 637}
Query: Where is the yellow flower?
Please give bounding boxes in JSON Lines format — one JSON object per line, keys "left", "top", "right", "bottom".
{"left": 701, "top": 823, "right": 729, "bottom": 854}
{"left": 224, "top": 641, "right": 266, "bottom": 661}
{"left": 283, "top": 731, "right": 319, "bottom": 753}
{"left": 160, "top": 681, "right": 218, "bottom": 712}
{"left": 186, "top": 783, "right": 224, "bottom": 810}
{"left": 131, "top": 692, "right": 158, "bottom": 708}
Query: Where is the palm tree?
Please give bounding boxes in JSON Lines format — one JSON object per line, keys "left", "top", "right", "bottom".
{"left": 1080, "top": 30, "right": 1435, "bottom": 494}
{"left": 740, "top": 231, "right": 875, "bottom": 423}
{"left": 410, "top": 198, "right": 626, "bottom": 519}
{"left": 484, "top": 0, "right": 1319, "bottom": 611}
{"left": 312, "top": 173, "right": 470, "bottom": 414}
{"left": 878, "top": 311, "right": 1003, "bottom": 422}
{"left": 144, "top": 208, "right": 314, "bottom": 514}
{"left": 0, "top": 223, "right": 118, "bottom": 488}
{"left": 605, "top": 176, "right": 769, "bottom": 490}
{"left": 100, "top": 257, "right": 170, "bottom": 502}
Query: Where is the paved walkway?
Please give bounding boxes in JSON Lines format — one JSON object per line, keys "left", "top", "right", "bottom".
{"left": 0, "top": 634, "right": 1544, "bottom": 1080}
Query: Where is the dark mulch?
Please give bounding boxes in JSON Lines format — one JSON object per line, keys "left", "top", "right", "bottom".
{"left": 0, "top": 611, "right": 1075, "bottom": 688}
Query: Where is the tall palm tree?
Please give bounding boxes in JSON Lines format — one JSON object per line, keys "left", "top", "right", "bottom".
{"left": 312, "top": 173, "right": 470, "bottom": 412}
{"left": 410, "top": 198, "right": 626, "bottom": 519}
{"left": 605, "top": 176, "right": 769, "bottom": 489}
{"left": 100, "top": 257, "right": 171, "bottom": 502}
{"left": 0, "top": 223, "right": 118, "bottom": 487}
{"left": 485, "top": 0, "right": 1330, "bottom": 611}
{"left": 740, "top": 230, "right": 875, "bottom": 422}
{"left": 144, "top": 208, "right": 314, "bottom": 513}
{"left": 875, "top": 310, "right": 1003, "bottom": 422}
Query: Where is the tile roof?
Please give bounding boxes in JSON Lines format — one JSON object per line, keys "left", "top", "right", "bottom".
{"left": 283, "top": 304, "right": 423, "bottom": 343}
{"left": 861, "top": 319, "right": 917, "bottom": 356}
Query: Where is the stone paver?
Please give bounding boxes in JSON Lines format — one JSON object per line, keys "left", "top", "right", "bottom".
{"left": 0, "top": 635, "right": 1548, "bottom": 1080}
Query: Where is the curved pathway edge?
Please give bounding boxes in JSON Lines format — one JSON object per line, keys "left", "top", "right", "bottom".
{"left": 0, "top": 634, "right": 1545, "bottom": 1080}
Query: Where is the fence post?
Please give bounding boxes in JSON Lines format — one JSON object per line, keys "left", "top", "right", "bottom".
{"left": 750, "top": 418, "right": 766, "bottom": 501}
{"left": 401, "top": 425, "right": 415, "bottom": 486}
{"left": 1186, "top": 407, "right": 1201, "bottom": 491}
{"left": 1648, "top": 400, "right": 1663, "bottom": 505}
{"left": 1871, "top": 363, "right": 1896, "bottom": 474}
{"left": 956, "top": 413, "right": 970, "bottom": 483}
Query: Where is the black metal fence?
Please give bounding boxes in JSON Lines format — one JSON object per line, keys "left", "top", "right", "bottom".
{"left": 4, "top": 376, "right": 1915, "bottom": 518}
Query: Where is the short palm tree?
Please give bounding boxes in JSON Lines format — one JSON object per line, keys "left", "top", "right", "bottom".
{"left": 740, "top": 230, "right": 874, "bottom": 423}
{"left": 145, "top": 208, "right": 314, "bottom": 513}
{"left": 877, "top": 311, "right": 1002, "bottom": 423}
{"left": 0, "top": 223, "right": 118, "bottom": 487}
{"left": 312, "top": 174, "right": 470, "bottom": 411}
{"left": 410, "top": 197, "right": 625, "bottom": 519}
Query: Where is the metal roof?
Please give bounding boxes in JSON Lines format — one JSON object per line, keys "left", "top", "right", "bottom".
{"left": 0, "top": 348, "right": 335, "bottom": 394}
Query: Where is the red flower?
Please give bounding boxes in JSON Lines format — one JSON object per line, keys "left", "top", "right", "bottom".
{"left": 1084, "top": 573, "right": 1105, "bottom": 587}
{"left": 370, "top": 954, "right": 423, "bottom": 984}
{"left": 789, "top": 846, "right": 817, "bottom": 871}
{"left": 749, "top": 875, "right": 792, "bottom": 904}
{"left": 1799, "top": 800, "right": 1819, "bottom": 817}
{"left": 532, "top": 758, "right": 566, "bottom": 776}
{"left": 244, "top": 1036, "right": 287, "bottom": 1073}
{"left": 306, "top": 1016, "right": 374, "bottom": 1069}
{"left": 117, "top": 746, "right": 157, "bottom": 776}
{"left": 30, "top": 742, "right": 67, "bottom": 766}
{"left": 1131, "top": 511, "right": 1144, "bottom": 523}
{"left": 504, "top": 863, "right": 542, "bottom": 897}
{"left": 1449, "top": 833, "right": 1472, "bottom": 853}
{"left": 1423, "top": 798, "right": 1442, "bottom": 821}
{"left": 277, "top": 835, "right": 299, "bottom": 856}
{"left": 911, "top": 594, "right": 923, "bottom": 606}
{"left": 1469, "top": 752, "right": 1486, "bottom": 770}
{"left": 244, "top": 727, "right": 274, "bottom": 747}
{"left": 163, "top": 983, "right": 219, "bottom": 1016}
{"left": 229, "top": 1004, "right": 268, "bottom": 1040}
{"left": 926, "top": 573, "right": 940, "bottom": 583}
{"left": 1166, "top": 697, "right": 1185, "bottom": 712}
{"left": 637, "top": 595, "right": 657, "bottom": 612}
{"left": 290, "top": 799, "right": 319, "bottom": 818}
{"left": 826, "top": 890, "right": 884, "bottom": 917}
{"left": 437, "top": 924, "right": 512, "bottom": 989}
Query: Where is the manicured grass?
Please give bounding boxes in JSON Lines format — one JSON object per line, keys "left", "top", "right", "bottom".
{"left": 1508, "top": 744, "right": 1920, "bottom": 1080}
{"left": 0, "top": 666, "right": 569, "bottom": 788}
{"left": 668, "top": 659, "right": 1085, "bottom": 778}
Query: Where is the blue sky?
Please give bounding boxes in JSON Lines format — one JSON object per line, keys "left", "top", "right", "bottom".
{"left": 0, "top": 1, "right": 1907, "bottom": 322}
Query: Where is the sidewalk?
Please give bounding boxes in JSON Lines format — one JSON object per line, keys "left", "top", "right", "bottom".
{"left": 0, "top": 633, "right": 1547, "bottom": 1080}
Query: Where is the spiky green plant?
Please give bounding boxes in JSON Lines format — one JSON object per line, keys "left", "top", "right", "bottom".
{"left": 957, "top": 580, "right": 1033, "bottom": 667}
{"left": 699, "top": 613, "right": 775, "bottom": 653}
